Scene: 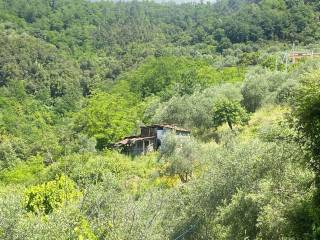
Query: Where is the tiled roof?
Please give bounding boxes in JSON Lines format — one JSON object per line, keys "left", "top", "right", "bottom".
{"left": 115, "top": 136, "right": 156, "bottom": 146}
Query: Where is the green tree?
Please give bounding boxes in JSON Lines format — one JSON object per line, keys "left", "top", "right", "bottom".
{"left": 292, "top": 69, "right": 320, "bottom": 174}
{"left": 212, "top": 99, "right": 249, "bottom": 130}
{"left": 241, "top": 70, "right": 270, "bottom": 112}
{"left": 75, "top": 92, "right": 141, "bottom": 149}
{"left": 289, "top": 68, "right": 320, "bottom": 238}
{"left": 160, "top": 133, "right": 198, "bottom": 183}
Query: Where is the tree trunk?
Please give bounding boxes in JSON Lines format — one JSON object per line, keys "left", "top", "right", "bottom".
{"left": 227, "top": 119, "right": 233, "bottom": 130}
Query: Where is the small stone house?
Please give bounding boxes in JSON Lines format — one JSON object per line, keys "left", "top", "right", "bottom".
{"left": 114, "top": 124, "right": 190, "bottom": 156}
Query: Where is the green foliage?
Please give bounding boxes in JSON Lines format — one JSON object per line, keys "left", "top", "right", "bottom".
{"left": 0, "top": 31, "right": 83, "bottom": 112}
{"left": 285, "top": 195, "right": 317, "bottom": 239}
{"left": 119, "top": 56, "right": 245, "bottom": 101}
{"left": 184, "top": 139, "right": 313, "bottom": 239}
{"left": 160, "top": 133, "right": 199, "bottom": 182}
{"left": 213, "top": 191, "right": 259, "bottom": 240}
{"left": 290, "top": 66, "right": 320, "bottom": 239}
{"left": 150, "top": 83, "right": 243, "bottom": 130}
{"left": 0, "top": 0, "right": 320, "bottom": 239}
{"left": 22, "top": 175, "right": 82, "bottom": 214}
{"left": 0, "top": 94, "right": 65, "bottom": 170}
{"left": 0, "top": 156, "right": 44, "bottom": 184}
{"left": 212, "top": 99, "right": 249, "bottom": 130}
{"left": 241, "top": 67, "right": 289, "bottom": 112}
{"left": 74, "top": 218, "right": 98, "bottom": 240}
{"left": 292, "top": 69, "right": 320, "bottom": 171}
{"left": 0, "top": 135, "right": 20, "bottom": 171}
{"left": 0, "top": 108, "right": 316, "bottom": 239}
{"left": 75, "top": 92, "right": 141, "bottom": 149}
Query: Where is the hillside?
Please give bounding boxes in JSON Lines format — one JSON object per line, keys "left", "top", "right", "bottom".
{"left": 1, "top": 0, "right": 320, "bottom": 239}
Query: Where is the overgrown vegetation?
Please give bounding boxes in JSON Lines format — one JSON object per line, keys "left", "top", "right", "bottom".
{"left": 1, "top": 0, "right": 320, "bottom": 239}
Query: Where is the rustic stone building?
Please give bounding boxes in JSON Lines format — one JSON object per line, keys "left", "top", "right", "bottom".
{"left": 114, "top": 124, "right": 190, "bottom": 156}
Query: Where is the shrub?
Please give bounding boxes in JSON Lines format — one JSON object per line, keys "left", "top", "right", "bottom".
{"left": 22, "top": 175, "right": 82, "bottom": 214}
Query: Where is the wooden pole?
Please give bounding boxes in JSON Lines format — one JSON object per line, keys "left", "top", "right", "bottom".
{"left": 142, "top": 140, "right": 145, "bottom": 155}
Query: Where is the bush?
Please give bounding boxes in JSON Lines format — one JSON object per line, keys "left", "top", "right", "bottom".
{"left": 241, "top": 68, "right": 288, "bottom": 112}
{"left": 22, "top": 175, "right": 82, "bottom": 214}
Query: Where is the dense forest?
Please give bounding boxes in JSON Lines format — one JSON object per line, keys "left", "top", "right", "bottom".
{"left": 1, "top": 0, "right": 320, "bottom": 239}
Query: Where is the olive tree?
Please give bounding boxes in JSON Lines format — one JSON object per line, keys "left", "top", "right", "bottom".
{"left": 160, "top": 133, "right": 199, "bottom": 183}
